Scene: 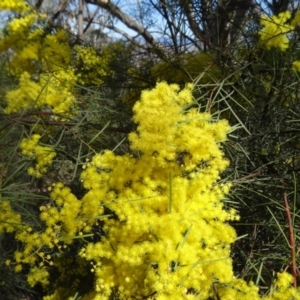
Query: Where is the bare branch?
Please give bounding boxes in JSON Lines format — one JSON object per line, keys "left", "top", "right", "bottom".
{"left": 83, "top": 5, "right": 101, "bottom": 34}
{"left": 85, "top": 0, "right": 158, "bottom": 47}
{"left": 181, "top": 0, "right": 256, "bottom": 51}
{"left": 180, "top": 0, "right": 210, "bottom": 48}
{"left": 52, "top": 0, "right": 68, "bottom": 21}
{"left": 155, "top": 0, "right": 179, "bottom": 54}
{"left": 35, "top": 0, "right": 44, "bottom": 9}
{"left": 84, "top": 18, "right": 135, "bottom": 42}
{"left": 78, "top": 0, "right": 84, "bottom": 40}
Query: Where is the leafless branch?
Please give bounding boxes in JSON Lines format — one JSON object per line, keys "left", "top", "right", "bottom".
{"left": 85, "top": 0, "right": 158, "bottom": 47}
{"left": 83, "top": 5, "right": 101, "bottom": 34}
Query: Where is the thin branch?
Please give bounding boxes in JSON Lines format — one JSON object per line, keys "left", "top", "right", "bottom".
{"left": 85, "top": 0, "right": 158, "bottom": 47}
{"left": 281, "top": 179, "right": 298, "bottom": 288}
{"left": 52, "top": 0, "right": 68, "bottom": 21}
{"left": 232, "top": 171, "right": 262, "bottom": 183}
{"left": 180, "top": 0, "right": 210, "bottom": 48}
{"left": 1, "top": 112, "right": 132, "bottom": 133}
{"left": 85, "top": 18, "right": 135, "bottom": 42}
{"left": 83, "top": 5, "right": 101, "bottom": 34}
{"left": 157, "top": 0, "right": 179, "bottom": 54}
{"left": 35, "top": 0, "right": 44, "bottom": 9}
{"left": 78, "top": 0, "right": 84, "bottom": 40}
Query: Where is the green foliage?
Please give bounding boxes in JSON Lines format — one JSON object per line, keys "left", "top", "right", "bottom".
{"left": 215, "top": 10, "right": 300, "bottom": 294}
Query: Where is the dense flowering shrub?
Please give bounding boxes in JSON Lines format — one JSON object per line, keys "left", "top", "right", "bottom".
{"left": 1, "top": 1, "right": 300, "bottom": 299}
{"left": 0, "top": 1, "right": 114, "bottom": 178}
{"left": 3, "top": 81, "right": 298, "bottom": 299}
{"left": 78, "top": 82, "right": 236, "bottom": 299}
{"left": 1, "top": 20, "right": 112, "bottom": 116}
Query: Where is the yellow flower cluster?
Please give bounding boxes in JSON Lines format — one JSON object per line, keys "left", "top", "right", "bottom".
{"left": 258, "top": 10, "right": 300, "bottom": 72}
{"left": 267, "top": 272, "right": 300, "bottom": 300}
{"left": 0, "top": 6, "right": 113, "bottom": 117}
{"left": 215, "top": 274, "right": 300, "bottom": 300}
{"left": 292, "top": 60, "right": 300, "bottom": 72}
{"left": 0, "top": 0, "right": 29, "bottom": 12}
{"left": 78, "top": 82, "right": 237, "bottom": 299}
{"left": 7, "top": 13, "right": 39, "bottom": 36}
{"left": 258, "top": 11, "right": 294, "bottom": 51}
{"left": 216, "top": 279, "right": 260, "bottom": 300}
{"left": 291, "top": 11, "right": 300, "bottom": 27}
{"left": 0, "top": 200, "right": 22, "bottom": 233}
{"left": 42, "top": 30, "right": 72, "bottom": 72}
{"left": 2, "top": 26, "right": 76, "bottom": 115}
{"left": 27, "top": 266, "right": 50, "bottom": 287}
{"left": 4, "top": 71, "right": 76, "bottom": 116}
{"left": 0, "top": 12, "right": 39, "bottom": 54}
{"left": 74, "top": 45, "right": 113, "bottom": 85}
{"left": 11, "top": 179, "right": 105, "bottom": 288}
{"left": 47, "top": 183, "right": 82, "bottom": 242}
{"left": 11, "top": 184, "right": 82, "bottom": 286}
{"left": 20, "top": 134, "right": 56, "bottom": 178}
{"left": 14, "top": 227, "right": 55, "bottom": 266}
